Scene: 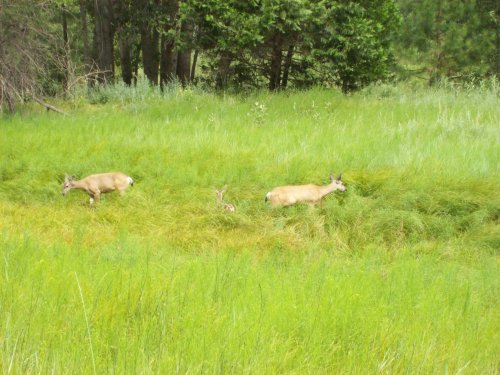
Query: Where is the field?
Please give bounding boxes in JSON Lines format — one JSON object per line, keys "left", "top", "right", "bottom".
{"left": 0, "top": 84, "right": 499, "bottom": 373}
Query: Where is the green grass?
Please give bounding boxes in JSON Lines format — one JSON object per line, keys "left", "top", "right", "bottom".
{"left": 0, "top": 84, "right": 499, "bottom": 373}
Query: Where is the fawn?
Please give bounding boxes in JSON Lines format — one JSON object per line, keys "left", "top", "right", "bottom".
{"left": 215, "top": 185, "right": 236, "bottom": 212}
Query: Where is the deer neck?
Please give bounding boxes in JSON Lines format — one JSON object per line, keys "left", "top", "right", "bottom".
{"left": 318, "top": 182, "right": 337, "bottom": 198}
{"left": 70, "top": 180, "right": 87, "bottom": 190}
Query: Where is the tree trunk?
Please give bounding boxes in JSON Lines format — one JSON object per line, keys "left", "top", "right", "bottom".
{"left": 269, "top": 37, "right": 283, "bottom": 91}
{"left": 133, "top": 43, "right": 141, "bottom": 86}
{"left": 113, "top": 1, "right": 132, "bottom": 85}
{"left": 79, "top": 0, "right": 91, "bottom": 82}
{"left": 93, "top": 0, "right": 114, "bottom": 83}
{"left": 190, "top": 50, "right": 198, "bottom": 82}
{"left": 140, "top": 22, "right": 160, "bottom": 85}
{"left": 496, "top": 4, "right": 500, "bottom": 80}
{"left": 159, "top": 0, "right": 179, "bottom": 88}
{"left": 176, "top": 50, "right": 191, "bottom": 86}
{"left": 62, "top": 5, "right": 68, "bottom": 49}
{"left": 281, "top": 44, "right": 294, "bottom": 89}
{"left": 431, "top": 0, "right": 444, "bottom": 85}
{"left": 176, "top": 20, "right": 192, "bottom": 86}
{"left": 215, "top": 51, "right": 232, "bottom": 90}
{"left": 119, "top": 32, "right": 132, "bottom": 86}
{"left": 160, "top": 36, "right": 177, "bottom": 88}
{"left": 61, "top": 4, "right": 69, "bottom": 93}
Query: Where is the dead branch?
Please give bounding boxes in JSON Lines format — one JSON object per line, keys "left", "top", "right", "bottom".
{"left": 32, "top": 96, "right": 66, "bottom": 114}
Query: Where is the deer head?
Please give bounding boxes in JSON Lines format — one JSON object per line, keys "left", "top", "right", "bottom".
{"left": 329, "top": 173, "right": 347, "bottom": 192}
{"left": 62, "top": 174, "right": 74, "bottom": 196}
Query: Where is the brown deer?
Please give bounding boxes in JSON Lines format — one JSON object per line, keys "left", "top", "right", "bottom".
{"left": 215, "top": 185, "right": 236, "bottom": 212}
{"left": 62, "top": 172, "right": 134, "bottom": 204}
{"left": 265, "top": 173, "right": 346, "bottom": 207}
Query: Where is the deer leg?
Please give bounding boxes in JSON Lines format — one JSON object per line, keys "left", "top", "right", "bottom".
{"left": 87, "top": 188, "right": 100, "bottom": 204}
{"left": 86, "top": 191, "right": 95, "bottom": 205}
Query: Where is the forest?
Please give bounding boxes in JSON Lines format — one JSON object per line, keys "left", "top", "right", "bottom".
{"left": 1, "top": 0, "right": 499, "bottom": 111}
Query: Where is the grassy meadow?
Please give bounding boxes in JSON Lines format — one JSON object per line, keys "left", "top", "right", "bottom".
{"left": 0, "top": 84, "right": 499, "bottom": 373}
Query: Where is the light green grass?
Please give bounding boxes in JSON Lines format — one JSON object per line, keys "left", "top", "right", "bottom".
{"left": 0, "top": 85, "right": 499, "bottom": 373}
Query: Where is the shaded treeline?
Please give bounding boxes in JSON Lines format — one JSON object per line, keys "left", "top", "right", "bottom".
{"left": 80, "top": 0, "right": 402, "bottom": 92}
{"left": 0, "top": 0, "right": 499, "bottom": 111}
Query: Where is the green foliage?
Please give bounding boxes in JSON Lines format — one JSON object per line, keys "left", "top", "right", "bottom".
{"left": 173, "top": 0, "right": 401, "bottom": 90}
{"left": 306, "top": 1, "right": 401, "bottom": 91}
{"left": 395, "top": 0, "right": 500, "bottom": 82}
{"left": 182, "top": 0, "right": 262, "bottom": 51}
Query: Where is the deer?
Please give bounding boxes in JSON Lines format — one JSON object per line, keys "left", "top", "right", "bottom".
{"left": 215, "top": 185, "right": 236, "bottom": 212}
{"left": 62, "top": 172, "right": 134, "bottom": 205}
{"left": 265, "top": 173, "right": 346, "bottom": 207}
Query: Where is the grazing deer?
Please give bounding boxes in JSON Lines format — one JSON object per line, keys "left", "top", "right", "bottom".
{"left": 265, "top": 173, "right": 346, "bottom": 207}
{"left": 215, "top": 185, "right": 236, "bottom": 212}
{"left": 62, "top": 172, "right": 134, "bottom": 205}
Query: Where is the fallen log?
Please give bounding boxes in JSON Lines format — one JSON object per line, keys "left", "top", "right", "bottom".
{"left": 33, "top": 97, "right": 67, "bottom": 115}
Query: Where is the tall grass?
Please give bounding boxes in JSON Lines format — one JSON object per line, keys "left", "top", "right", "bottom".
{"left": 0, "top": 84, "right": 499, "bottom": 373}
{"left": 1, "top": 238, "right": 498, "bottom": 373}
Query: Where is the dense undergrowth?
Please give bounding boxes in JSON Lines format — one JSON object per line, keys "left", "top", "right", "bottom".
{"left": 0, "top": 84, "right": 498, "bottom": 373}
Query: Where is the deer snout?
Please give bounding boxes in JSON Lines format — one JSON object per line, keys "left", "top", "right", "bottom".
{"left": 337, "top": 184, "right": 347, "bottom": 192}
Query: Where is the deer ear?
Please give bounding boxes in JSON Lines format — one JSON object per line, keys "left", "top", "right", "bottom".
{"left": 337, "top": 174, "right": 342, "bottom": 181}
{"left": 329, "top": 174, "right": 334, "bottom": 182}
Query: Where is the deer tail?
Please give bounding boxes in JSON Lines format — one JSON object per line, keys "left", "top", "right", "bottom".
{"left": 127, "top": 176, "right": 134, "bottom": 186}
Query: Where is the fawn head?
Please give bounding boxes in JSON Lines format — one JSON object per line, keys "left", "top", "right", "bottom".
{"left": 215, "top": 185, "right": 228, "bottom": 203}
{"left": 215, "top": 185, "right": 236, "bottom": 212}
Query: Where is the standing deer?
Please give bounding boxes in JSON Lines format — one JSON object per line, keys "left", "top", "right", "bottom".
{"left": 62, "top": 172, "right": 134, "bottom": 204}
{"left": 215, "top": 185, "right": 236, "bottom": 212}
{"left": 265, "top": 173, "right": 346, "bottom": 207}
